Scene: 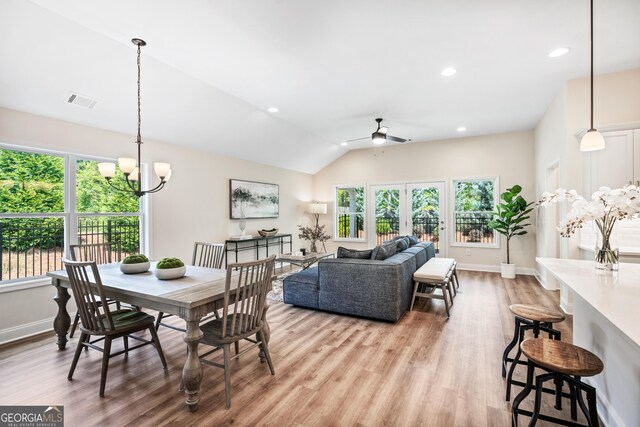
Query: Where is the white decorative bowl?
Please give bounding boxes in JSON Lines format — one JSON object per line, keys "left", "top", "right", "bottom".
{"left": 120, "top": 261, "right": 151, "bottom": 274}
{"left": 154, "top": 265, "right": 186, "bottom": 280}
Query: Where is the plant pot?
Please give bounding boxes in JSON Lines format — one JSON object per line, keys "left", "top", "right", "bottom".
{"left": 501, "top": 263, "right": 516, "bottom": 279}
{"left": 154, "top": 265, "right": 186, "bottom": 280}
{"left": 120, "top": 261, "right": 150, "bottom": 274}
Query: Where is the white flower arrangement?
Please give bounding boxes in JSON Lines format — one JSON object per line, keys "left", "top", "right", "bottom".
{"left": 540, "top": 185, "right": 640, "bottom": 268}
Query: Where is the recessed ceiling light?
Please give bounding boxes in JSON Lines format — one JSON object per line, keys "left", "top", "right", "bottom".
{"left": 548, "top": 47, "right": 570, "bottom": 58}
{"left": 441, "top": 67, "right": 457, "bottom": 77}
{"left": 267, "top": 106, "right": 279, "bottom": 113}
{"left": 457, "top": 126, "right": 466, "bottom": 132}
{"left": 340, "top": 142, "right": 348, "bottom": 147}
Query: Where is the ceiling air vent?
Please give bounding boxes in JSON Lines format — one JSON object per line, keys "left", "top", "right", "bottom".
{"left": 66, "top": 92, "right": 97, "bottom": 109}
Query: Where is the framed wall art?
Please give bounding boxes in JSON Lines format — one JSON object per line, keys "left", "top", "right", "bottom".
{"left": 229, "top": 179, "right": 279, "bottom": 219}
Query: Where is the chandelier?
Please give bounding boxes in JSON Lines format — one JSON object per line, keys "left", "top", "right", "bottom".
{"left": 98, "top": 38, "right": 171, "bottom": 197}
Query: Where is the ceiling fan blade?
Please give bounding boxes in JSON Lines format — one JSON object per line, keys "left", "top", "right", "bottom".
{"left": 346, "top": 136, "right": 371, "bottom": 142}
{"left": 386, "top": 135, "right": 408, "bottom": 143}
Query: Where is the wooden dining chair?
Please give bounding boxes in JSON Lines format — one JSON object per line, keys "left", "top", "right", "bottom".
{"left": 68, "top": 242, "right": 122, "bottom": 338}
{"left": 63, "top": 259, "right": 167, "bottom": 397}
{"left": 155, "top": 242, "right": 226, "bottom": 332}
{"left": 199, "top": 255, "right": 276, "bottom": 409}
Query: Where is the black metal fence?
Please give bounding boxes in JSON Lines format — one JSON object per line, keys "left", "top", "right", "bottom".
{"left": 337, "top": 214, "right": 365, "bottom": 239}
{"left": 454, "top": 212, "right": 494, "bottom": 244}
{"left": 1, "top": 216, "right": 140, "bottom": 282}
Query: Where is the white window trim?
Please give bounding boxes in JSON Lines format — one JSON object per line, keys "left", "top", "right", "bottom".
{"left": 0, "top": 143, "right": 148, "bottom": 287}
{"left": 449, "top": 176, "right": 500, "bottom": 249}
{"left": 333, "top": 184, "right": 367, "bottom": 243}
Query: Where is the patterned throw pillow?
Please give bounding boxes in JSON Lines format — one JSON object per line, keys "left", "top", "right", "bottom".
{"left": 337, "top": 247, "right": 373, "bottom": 259}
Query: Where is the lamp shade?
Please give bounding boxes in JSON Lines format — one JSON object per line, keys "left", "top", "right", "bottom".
{"left": 129, "top": 167, "right": 139, "bottom": 181}
{"left": 154, "top": 162, "right": 171, "bottom": 178}
{"left": 97, "top": 162, "right": 116, "bottom": 178}
{"left": 309, "top": 203, "right": 327, "bottom": 214}
{"left": 580, "top": 130, "right": 605, "bottom": 152}
{"left": 118, "top": 157, "right": 137, "bottom": 174}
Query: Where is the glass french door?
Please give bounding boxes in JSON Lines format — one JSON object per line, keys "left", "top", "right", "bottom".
{"left": 368, "top": 182, "right": 446, "bottom": 255}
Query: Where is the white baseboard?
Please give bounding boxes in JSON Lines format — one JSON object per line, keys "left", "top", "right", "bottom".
{"left": 456, "top": 263, "right": 536, "bottom": 276}
{"left": 0, "top": 317, "right": 54, "bottom": 346}
{"left": 583, "top": 377, "right": 623, "bottom": 427}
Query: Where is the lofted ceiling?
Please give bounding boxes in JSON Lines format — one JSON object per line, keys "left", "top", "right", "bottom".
{"left": 1, "top": 0, "right": 639, "bottom": 174}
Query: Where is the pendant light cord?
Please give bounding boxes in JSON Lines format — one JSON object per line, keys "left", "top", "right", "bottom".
{"left": 590, "top": 0, "right": 594, "bottom": 131}
{"left": 137, "top": 43, "right": 142, "bottom": 143}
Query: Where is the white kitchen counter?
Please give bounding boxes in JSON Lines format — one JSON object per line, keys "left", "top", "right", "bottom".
{"left": 537, "top": 257, "right": 640, "bottom": 427}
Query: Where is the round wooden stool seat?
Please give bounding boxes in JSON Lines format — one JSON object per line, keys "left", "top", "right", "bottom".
{"left": 521, "top": 338, "right": 604, "bottom": 377}
{"left": 509, "top": 304, "right": 565, "bottom": 323}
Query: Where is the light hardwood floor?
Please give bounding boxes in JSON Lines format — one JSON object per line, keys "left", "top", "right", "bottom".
{"left": 0, "top": 271, "right": 581, "bottom": 426}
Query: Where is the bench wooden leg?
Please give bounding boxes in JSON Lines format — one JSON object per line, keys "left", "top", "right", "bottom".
{"left": 410, "top": 281, "right": 419, "bottom": 311}
{"left": 442, "top": 284, "right": 451, "bottom": 318}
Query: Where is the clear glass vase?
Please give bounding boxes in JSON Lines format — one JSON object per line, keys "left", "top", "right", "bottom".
{"left": 595, "top": 232, "right": 619, "bottom": 271}
{"left": 309, "top": 240, "right": 317, "bottom": 253}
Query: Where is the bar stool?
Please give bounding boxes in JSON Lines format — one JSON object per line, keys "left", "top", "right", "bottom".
{"left": 502, "top": 304, "right": 565, "bottom": 401}
{"left": 512, "top": 338, "right": 604, "bottom": 427}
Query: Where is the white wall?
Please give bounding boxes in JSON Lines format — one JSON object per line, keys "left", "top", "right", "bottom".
{"left": 534, "top": 68, "right": 640, "bottom": 309}
{"left": 0, "top": 107, "right": 313, "bottom": 344}
{"left": 312, "top": 130, "right": 537, "bottom": 273}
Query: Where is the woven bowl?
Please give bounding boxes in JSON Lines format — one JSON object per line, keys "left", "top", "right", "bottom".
{"left": 258, "top": 229, "right": 278, "bottom": 237}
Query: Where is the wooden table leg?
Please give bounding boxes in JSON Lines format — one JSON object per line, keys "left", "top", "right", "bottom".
{"left": 259, "top": 302, "right": 271, "bottom": 363}
{"left": 182, "top": 317, "right": 204, "bottom": 411}
{"left": 53, "top": 280, "right": 71, "bottom": 350}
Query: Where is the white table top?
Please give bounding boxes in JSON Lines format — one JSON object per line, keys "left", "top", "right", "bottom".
{"left": 536, "top": 257, "right": 640, "bottom": 349}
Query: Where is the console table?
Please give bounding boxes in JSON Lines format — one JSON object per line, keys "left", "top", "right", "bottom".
{"left": 225, "top": 234, "right": 292, "bottom": 267}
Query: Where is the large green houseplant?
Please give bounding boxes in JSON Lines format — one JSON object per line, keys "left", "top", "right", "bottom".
{"left": 488, "top": 185, "right": 533, "bottom": 278}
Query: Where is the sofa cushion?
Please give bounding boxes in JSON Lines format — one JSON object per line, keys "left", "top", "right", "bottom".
{"left": 403, "top": 245, "right": 427, "bottom": 267}
{"left": 371, "top": 241, "right": 397, "bottom": 260}
{"left": 283, "top": 267, "right": 320, "bottom": 308}
{"left": 337, "top": 247, "right": 373, "bottom": 259}
{"left": 407, "top": 235, "right": 419, "bottom": 246}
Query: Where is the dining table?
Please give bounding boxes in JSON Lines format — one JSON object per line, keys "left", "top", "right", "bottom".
{"left": 47, "top": 262, "right": 272, "bottom": 412}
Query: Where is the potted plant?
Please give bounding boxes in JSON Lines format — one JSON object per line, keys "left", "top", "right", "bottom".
{"left": 488, "top": 185, "right": 533, "bottom": 279}
{"left": 120, "top": 253, "right": 150, "bottom": 274}
{"left": 154, "top": 257, "right": 186, "bottom": 280}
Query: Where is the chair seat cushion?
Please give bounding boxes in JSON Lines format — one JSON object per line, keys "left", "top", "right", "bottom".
{"left": 200, "top": 316, "right": 262, "bottom": 345}
{"left": 106, "top": 309, "right": 154, "bottom": 329}
{"left": 414, "top": 258, "right": 455, "bottom": 281}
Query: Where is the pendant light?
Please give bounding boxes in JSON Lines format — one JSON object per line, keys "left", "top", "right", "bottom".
{"left": 580, "top": 0, "right": 605, "bottom": 152}
{"left": 98, "top": 38, "right": 172, "bottom": 197}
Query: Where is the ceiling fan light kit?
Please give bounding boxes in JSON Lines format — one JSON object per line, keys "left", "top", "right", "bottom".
{"left": 580, "top": 0, "right": 605, "bottom": 152}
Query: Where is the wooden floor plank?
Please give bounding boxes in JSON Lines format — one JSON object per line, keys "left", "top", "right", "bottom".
{"left": 0, "top": 271, "right": 585, "bottom": 426}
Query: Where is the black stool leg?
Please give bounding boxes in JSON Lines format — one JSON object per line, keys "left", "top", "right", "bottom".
{"left": 506, "top": 325, "right": 526, "bottom": 401}
{"left": 568, "top": 382, "right": 578, "bottom": 421}
{"left": 512, "top": 360, "right": 535, "bottom": 427}
{"left": 529, "top": 374, "right": 546, "bottom": 426}
{"left": 586, "top": 387, "right": 599, "bottom": 427}
{"left": 554, "top": 374, "right": 563, "bottom": 410}
{"left": 503, "top": 318, "right": 521, "bottom": 377}
{"left": 576, "top": 386, "right": 590, "bottom": 423}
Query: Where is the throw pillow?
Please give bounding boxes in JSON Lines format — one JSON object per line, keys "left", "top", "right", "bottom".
{"left": 407, "top": 235, "right": 419, "bottom": 246}
{"left": 337, "top": 247, "right": 373, "bottom": 259}
{"left": 371, "top": 241, "right": 397, "bottom": 260}
{"left": 396, "top": 238, "right": 409, "bottom": 251}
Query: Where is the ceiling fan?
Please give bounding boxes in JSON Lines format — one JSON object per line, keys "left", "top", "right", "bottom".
{"left": 347, "top": 118, "right": 410, "bottom": 145}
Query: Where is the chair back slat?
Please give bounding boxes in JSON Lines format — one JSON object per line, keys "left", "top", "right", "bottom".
{"left": 63, "top": 259, "right": 115, "bottom": 333}
{"left": 69, "top": 242, "right": 122, "bottom": 264}
{"left": 192, "top": 242, "right": 225, "bottom": 269}
{"left": 221, "top": 255, "right": 275, "bottom": 339}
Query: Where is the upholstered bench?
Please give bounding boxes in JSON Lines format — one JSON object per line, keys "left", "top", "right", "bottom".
{"left": 411, "top": 257, "right": 457, "bottom": 317}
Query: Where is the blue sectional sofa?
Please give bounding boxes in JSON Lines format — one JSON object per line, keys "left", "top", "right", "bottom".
{"left": 283, "top": 242, "right": 436, "bottom": 321}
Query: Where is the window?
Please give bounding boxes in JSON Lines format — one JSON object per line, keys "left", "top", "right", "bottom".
{"left": 452, "top": 178, "right": 498, "bottom": 247}
{"left": 0, "top": 145, "right": 144, "bottom": 284}
{"left": 335, "top": 186, "right": 365, "bottom": 241}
